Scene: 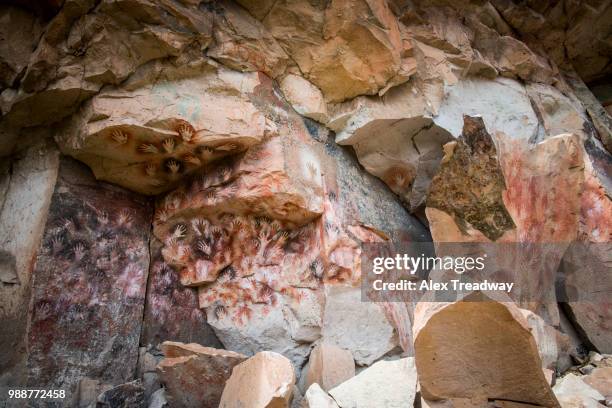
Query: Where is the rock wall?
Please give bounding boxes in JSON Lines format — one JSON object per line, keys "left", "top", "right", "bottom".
{"left": 0, "top": 0, "right": 611, "bottom": 407}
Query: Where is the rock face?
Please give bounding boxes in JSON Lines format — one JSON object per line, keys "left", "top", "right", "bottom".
{"left": 218, "top": 351, "right": 295, "bottom": 408}
{"left": 0, "top": 141, "right": 59, "bottom": 386}
{"left": 328, "top": 357, "right": 418, "bottom": 408}
{"left": 25, "top": 158, "right": 152, "bottom": 396}
{"left": 157, "top": 341, "right": 247, "bottom": 408}
{"left": 0, "top": 0, "right": 611, "bottom": 406}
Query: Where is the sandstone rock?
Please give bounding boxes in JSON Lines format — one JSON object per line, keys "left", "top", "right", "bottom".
{"left": 584, "top": 367, "right": 612, "bottom": 399}
{"left": 321, "top": 285, "right": 398, "bottom": 366}
{"left": 301, "top": 383, "right": 339, "bottom": 408}
{"left": 57, "top": 60, "right": 275, "bottom": 195}
{"left": 25, "top": 157, "right": 152, "bottom": 395}
{"left": 328, "top": 357, "right": 417, "bottom": 408}
{"left": 280, "top": 74, "right": 329, "bottom": 124}
{"left": 553, "top": 373, "right": 606, "bottom": 408}
{"left": 413, "top": 299, "right": 559, "bottom": 406}
{"left": 2, "top": 0, "right": 214, "bottom": 130}
{"left": 218, "top": 351, "right": 295, "bottom": 408}
{"left": 301, "top": 343, "right": 355, "bottom": 392}
{"left": 331, "top": 78, "right": 539, "bottom": 212}
{"left": 0, "top": 142, "right": 59, "bottom": 386}
{"left": 206, "top": 296, "right": 319, "bottom": 369}
{"left": 208, "top": 0, "right": 289, "bottom": 78}
{"left": 157, "top": 341, "right": 247, "bottom": 408}
{"left": 262, "top": 0, "right": 411, "bottom": 102}
{"left": 0, "top": 6, "right": 42, "bottom": 89}
{"left": 559, "top": 138, "right": 612, "bottom": 353}
{"left": 141, "top": 237, "right": 222, "bottom": 349}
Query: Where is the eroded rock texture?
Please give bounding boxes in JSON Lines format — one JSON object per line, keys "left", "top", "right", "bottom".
{"left": 0, "top": 0, "right": 611, "bottom": 406}
{"left": 25, "top": 158, "right": 152, "bottom": 396}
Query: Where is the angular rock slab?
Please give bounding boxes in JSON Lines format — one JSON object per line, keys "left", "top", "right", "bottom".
{"left": 427, "top": 115, "right": 515, "bottom": 241}
{"left": 321, "top": 285, "right": 398, "bottom": 366}
{"left": 413, "top": 299, "right": 559, "bottom": 407}
{"left": 301, "top": 343, "right": 355, "bottom": 392}
{"left": 219, "top": 351, "right": 295, "bottom": 408}
{"left": 302, "top": 383, "right": 339, "bottom": 408}
{"left": 57, "top": 60, "right": 275, "bottom": 195}
{"left": 26, "top": 157, "right": 152, "bottom": 395}
{"left": 157, "top": 341, "right": 247, "bottom": 408}
{"left": 328, "top": 357, "right": 417, "bottom": 408}
{"left": 552, "top": 373, "right": 606, "bottom": 408}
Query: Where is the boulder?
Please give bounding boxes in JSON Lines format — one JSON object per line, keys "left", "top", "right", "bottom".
{"left": 413, "top": 299, "right": 559, "bottom": 406}
{"left": 321, "top": 285, "right": 399, "bottom": 366}
{"left": 301, "top": 383, "right": 339, "bottom": 408}
{"left": 301, "top": 343, "right": 355, "bottom": 392}
{"left": 552, "top": 373, "right": 606, "bottom": 408}
{"left": 328, "top": 357, "right": 417, "bottom": 408}
{"left": 157, "top": 341, "right": 247, "bottom": 408}
{"left": 218, "top": 351, "right": 295, "bottom": 408}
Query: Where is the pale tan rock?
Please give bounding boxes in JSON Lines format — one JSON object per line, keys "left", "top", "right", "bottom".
{"left": 157, "top": 341, "right": 247, "bottom": 408}
{"left": 302, "top": 343, "right": 354, "bottom": 392}
{"left": 553, "top": 373, "right": 606, "bottom": 408}
{"left": 262, "top": 0, "right": 410, "bottom": 102}
{"left": 208, "top": 0, "right": 289, "bottom": 78}
{"left": 413, "top": 299, "right": 559, "bottom": 406}
{"left": 328, "top": 357, "right": 417, "bottom": 408}
{"left": 584, "top": 367, "right": 612, "bottom": 399}
{"left": 280, "top": 74, "right": 329, "bottom": 123}
{"left": 218, "top": 351, "right": 295, "bottom": 408}
{"left": 57, "top": 60, "right": 274, "bottom": 195}
{"left": 301, "top": 383, "right": 339, "bottom": 408}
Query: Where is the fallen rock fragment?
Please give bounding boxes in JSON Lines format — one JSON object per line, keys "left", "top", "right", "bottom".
{"left": 328, "top": 357, "right": 417, "bottom": 408}
{"left": 301, "top": 343, "right": 355, "bottom": 392}
{"left": 96, "top": 380, "right": 145, "bottom": 408}
{"left": 219, "top": 351, "right": 295, "bottom": 408}
{"left": 552, "top": 373, "right": 606, "bottom": 408}
{"left": 157, "top": 341, "right": 247, "bottom": 408}
{"left": 413, "top": 299, "right": 559, "bottom": 407}
{"left": 301, "top": 383, "right": 339, "bottom": 408}
{"left": 321, "top": 285, "right": 398, "bottom": 366}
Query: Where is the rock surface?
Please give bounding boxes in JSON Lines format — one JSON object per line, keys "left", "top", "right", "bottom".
{"left": 157, "top": 341, "right": 247, "bottom": 408}
{"left": 328, "top": 357, "right": 418, "bottom": 408}
{"left": 413, "top": 299, "right": 559, "bottom": 406}
{"left": 301, "top": 343, "right": 355, "bottom": 392}
{"left": 25, "top": 157, "right": 152, "bottom": 398}
{"left": 218, "top": 351, "right": 295, "bottom": 408}
{"left": 0, "top": 0, "right": 611, "bottom": 406}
